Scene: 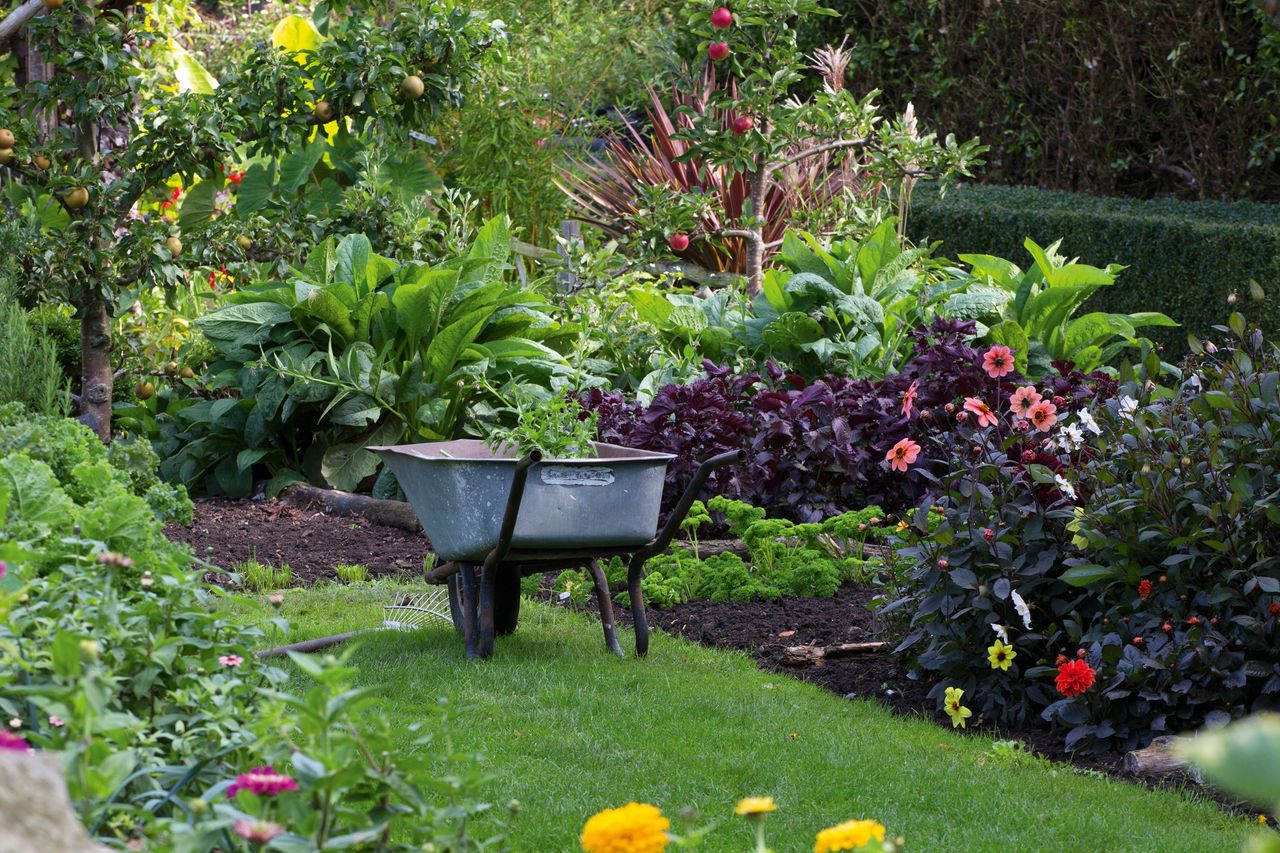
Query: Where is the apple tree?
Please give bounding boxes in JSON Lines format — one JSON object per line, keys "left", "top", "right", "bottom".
{"left": 0, "top": 0, "right": 501, "bottom": 439}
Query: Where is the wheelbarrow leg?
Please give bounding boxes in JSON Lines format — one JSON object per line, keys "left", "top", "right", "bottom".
{"left": 626, "top": 552, "right": 650, "bottom": 657}
{"left": 459, "top": 562, "right": 480, "bottom": 660}
{"left": 588, "top": 559, "right": 624, "bottom": 657}
{"left": 478, "top": 557, "right": 499, "bottom": 659}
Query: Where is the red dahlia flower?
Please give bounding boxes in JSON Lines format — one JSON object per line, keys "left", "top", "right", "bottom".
{"left": 1055, "top": 659, "right": 1095, "bottom": 697}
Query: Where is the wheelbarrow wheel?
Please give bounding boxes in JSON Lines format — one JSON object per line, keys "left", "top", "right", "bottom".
{"left": 447, "top": 567, "right": 520, "bottom": 637}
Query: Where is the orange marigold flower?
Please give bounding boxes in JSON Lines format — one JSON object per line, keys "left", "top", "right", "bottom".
{"left": 982, "top": 345, "right": 1015, "bottom": 378}
{"left": 885, "top": 438, "right": 921, "bottom": 473}
{"left": 1027, "top": 400, "right": 1059, "bottom": 433}
{"left": 813, "top": 819, "right": 886, "bottom": 853}
{"left": 581, "top": 803, "right": 669, "bottom": 853}
{"left": 963, "top": 396, "right": 999, "bottom": 428}
{"left": 1009, "top": 385, "right": 1042, "bottom": 417}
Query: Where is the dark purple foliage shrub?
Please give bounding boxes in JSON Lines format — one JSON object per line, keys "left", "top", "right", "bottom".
{"left": 583, "top": 365, "right": 760, "bottom": 513}
{"left": 586, "top": 321, "right": 1114, "bottom": 521}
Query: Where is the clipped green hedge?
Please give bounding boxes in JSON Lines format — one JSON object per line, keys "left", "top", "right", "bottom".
{"left": 908, "top": 183, "right": 1280, "bottom": 357}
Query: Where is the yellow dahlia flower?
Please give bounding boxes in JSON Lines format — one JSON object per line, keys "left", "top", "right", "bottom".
{"left": 580, "top": 802, "right": 670, "bottom": 853}
{"left": 987, "top": 639, "right": 1016, "bottom": 671}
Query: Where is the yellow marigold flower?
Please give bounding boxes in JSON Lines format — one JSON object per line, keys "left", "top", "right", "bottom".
{"left": 735, "top": 796, "right": 778, "bottom": 817}
{"left": 813, "top": 819, "right": 887, "bottom": 852}
{"left": 944, "top": 686, "right": 972, "bottom": 729}
{"left": 987, "top": 639, "right": 1016, "bottom": 671}
{"left": 581, "top": 802, "right": 670, "bottom": 853}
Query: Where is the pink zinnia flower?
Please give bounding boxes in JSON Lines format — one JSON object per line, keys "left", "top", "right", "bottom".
{"left": 1028, "top": 400, "right": 1059, "bottom": 433}
{"left": 233, "top": 819, "right": 285, "bottom": 844}
{"left": 901, "top": 380, "right": 918, "bottom": 418}
{"left": 1009, "top": 386, "right": 1042, "bottom": 417}
{"left": 982, "top": 345, "right": 1015, "bottom": 378}
{"left": 885, "top": 438, "right": 921, "bottom": 473}
{"left": 219, "top": 654, "right": 244, "bottom": 668}
{"left": 963, "top": 397, "right": 999, "bottom": 428}
{"left": 227, "top": 766, "right": 299, "bottom": 799}
{"left": 0, "top": 731, "right": 30, "bottom": 752}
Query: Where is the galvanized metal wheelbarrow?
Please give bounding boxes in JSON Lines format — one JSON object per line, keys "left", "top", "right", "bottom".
{"left": 370, "top": 439, "right": 743, "bottom": 660}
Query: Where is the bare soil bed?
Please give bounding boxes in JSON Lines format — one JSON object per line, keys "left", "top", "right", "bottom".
{"left": 164, "top": 498, "right": 430, "bottom": 584}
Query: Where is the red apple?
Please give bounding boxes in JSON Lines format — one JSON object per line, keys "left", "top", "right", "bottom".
{"left": 711, "top": 6, "right": 733, "bottom": 28}
{"left": 708, "top": 41, "right": 730, "bottom": 62}
{"left": 667, "top": 233, "right": 690, "bottom": 252}
{"left": 730, "top": 115, "right": 753, "bottom": 135}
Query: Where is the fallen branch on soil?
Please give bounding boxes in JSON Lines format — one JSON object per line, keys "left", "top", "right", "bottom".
{"left": 782, "top": 641, "right": 887, "bottom": 667}
{"left": 280, "top": 483, "right": 422, "bottom": 532}
{"left": 1123, "top": 735, "right": 1197, "bottom": 779}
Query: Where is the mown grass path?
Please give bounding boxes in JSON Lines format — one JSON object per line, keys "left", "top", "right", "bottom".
{"left": 230, "top": 584, "right": 1251, "bottom": 852}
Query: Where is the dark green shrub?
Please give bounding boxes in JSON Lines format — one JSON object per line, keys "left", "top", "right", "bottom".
{"left": 899, "top": 308, "right": 1280, "bottom": 752}
{"left": 908, "top": 183, "right": 1280, "bottom": 355}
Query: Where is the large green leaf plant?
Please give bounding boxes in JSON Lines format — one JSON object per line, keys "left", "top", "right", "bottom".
{"left": 945, "top": 238, "right": 1178, "bottom": 375}
{"left": 142, "top": 218, "right": 570, "bottom": 495}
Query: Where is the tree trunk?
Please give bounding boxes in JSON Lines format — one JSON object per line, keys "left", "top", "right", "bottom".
{"left": 79, "top": 294, "right": 113, "bottom": 441}
{"left": 744, "top": 156, "right": 768, "bottom": 298}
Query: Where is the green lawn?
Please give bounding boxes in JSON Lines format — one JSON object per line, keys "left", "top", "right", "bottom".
{"left": 228, "top": 583, "right": 1251, "bottom": 852}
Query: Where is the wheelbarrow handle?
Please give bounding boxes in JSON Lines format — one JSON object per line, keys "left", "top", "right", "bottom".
{"left": 492, "top": 450, "right": 543, "bottom": 565}
{"left": 640, "top": 448, "right": 746, "bottom": 560}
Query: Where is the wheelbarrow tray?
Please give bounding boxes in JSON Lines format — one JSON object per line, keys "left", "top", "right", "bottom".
{"left": 370, "top": 439, "right": 675, "bottom": 562}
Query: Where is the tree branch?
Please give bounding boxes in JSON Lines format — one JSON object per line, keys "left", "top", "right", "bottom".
{"left": 0, "top": 0, "right": 43, "bottom": 44}
{"left": 776, "top": 137, "right": 869, "bottom": 170}
{"left": 711, "top": 228, "right": 760, "bottom": 242}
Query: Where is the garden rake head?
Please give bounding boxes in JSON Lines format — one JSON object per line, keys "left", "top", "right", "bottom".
{"left": 382, "top": 589, "right": 453, "bottom": 631}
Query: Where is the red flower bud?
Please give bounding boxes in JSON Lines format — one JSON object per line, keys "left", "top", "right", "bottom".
{"left": 944, "top": 403, "right": 956, "bottom": 414}
{"left": 708, "top": 41, "right": 730, "bottom": 62}
{"left": 956, "top": 411, "right": 968, "bottom": 423}
{"left": 1162, "top": 622, "right": 1173, "bottom": 633}
{"left": 936, "top": 559, "right": 949, "bottom": 571}
{"left": 1020, "top": 450, "right": 1036, "bottom": 463}
{"left": 982, "top": 528, "right": 995, "bottom": 541}
{"left": 1077, "top": 648, "right": 1087, "bottom": 658}
{"left": 1271, "top": 602, "right": 1280, "bottom": 615}
{"left": 1055, "top": 654, "right": 1068, "bottom": 666}
{"left": 1188, "top": 616, "right": 1201, "bottom": 625}
{"left": 667, "top": 233, "right": 690, "bottom": 252}
{"left": 1132, "top": 635, "right": 1144, "bottom": 645}
{"left": 711, "top": 6, "right": 733, "bottom": 28}
{"left": 1052, "top": 395, "right": 1066, "bottom": 406}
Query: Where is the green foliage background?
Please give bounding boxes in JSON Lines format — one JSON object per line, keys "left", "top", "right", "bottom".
{"left": 802, "top": 0, "right": 1280, "bottom": 200}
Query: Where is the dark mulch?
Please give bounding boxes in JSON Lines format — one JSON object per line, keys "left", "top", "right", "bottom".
{"left": 163, "top": 498, "right": 431, "bottom": 584}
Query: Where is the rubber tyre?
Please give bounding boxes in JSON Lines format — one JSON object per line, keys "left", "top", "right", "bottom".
{"left": 446, "top": 569, "right": 521, "bottom": 637}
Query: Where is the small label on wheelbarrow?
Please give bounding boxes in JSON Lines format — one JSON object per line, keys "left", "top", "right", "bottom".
{"left": 540, "top": 465, "right": 615, "bottom": 486}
